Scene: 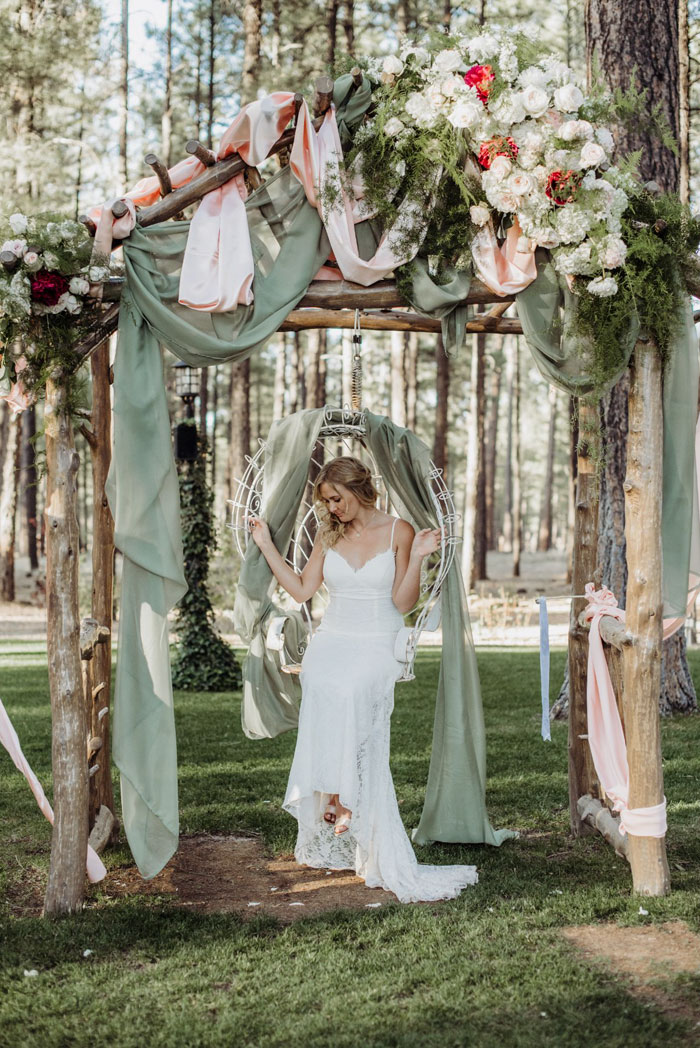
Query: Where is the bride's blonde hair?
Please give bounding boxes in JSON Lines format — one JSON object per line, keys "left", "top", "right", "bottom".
{"left": 313, "top": 456, "right": 379, "bottom": 550}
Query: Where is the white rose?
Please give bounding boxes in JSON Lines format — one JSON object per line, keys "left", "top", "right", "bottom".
{"left": 1, "top": 239, "right": 27, "bottom": 257}
{"left": 56, "top": 292, "right": 82, "bottom": 315}
{"left": 448, "top": 99, "right": 482, "bottom": 129}
{"left": 383, "top": 55, "right": 404, "bottom": 76}
{"left": 531, "top": 226, "right": 561, "bottom": 249}
{"left": 595, "top": 127, "right": 615, "bottom": 151}
{"left": 490, "top": 154, "right": 513, "bottom": 180}
{"left": 580, "top": 140, "right": 606, "bottom": 168}
{"left": 575, "top": 120, "right": 594, "bottom": 139}
{"left": 23, "top": 251, "right": 42, "bottom": 272}
{"left": 509, "top": 172, "right": 533, "bottom": 196}
{"left": 559, "top": 120, "right": 580, "bottom": 142}
{"left": 490, "top": 91, "right": 526, "bottom": 126}
{"left": 433, "top": 49, "right": 462, "bottom": 75}
{"left": 441, "top": 74, "right": 463, "bottom": 98}
{"left": 426, "top": 82, "right": 446, "bottom": 108}
{"left": 521, "top": 85, "right": 549, "bottom": 118}
{"left": 554, "top": 83, "right": 583, "bottom": 112}
{"left": 494, "top": 189, "right": 519, "bottom": 213}
{"left": 587, "top": 275, "right": 618, "bottom": 297}
{"left": 88, "top": 265, "right": 110, "bottom": 283}
{"left": 69, "top": 276, "right": 91, "bottom": 296}
{"left": 468, "top": 33, "right": 499, "bottom": 63}
{"left": 600, "top": 237, "right": 627, "bottom": 269}
{"left": 9, "top": 213, "right": 28, "bottom": 235}
{"left": 470, "top": 204, "right": 491, "bottom": 227}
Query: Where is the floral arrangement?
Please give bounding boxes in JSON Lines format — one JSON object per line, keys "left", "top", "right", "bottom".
{"left": 0, "top": 212, "right": 112, "bottom": 412}
{"left": 352, "top": 26, "right": 632, "bottom": 298}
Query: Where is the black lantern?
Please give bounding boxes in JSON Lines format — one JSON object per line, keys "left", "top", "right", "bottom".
{"left": 173, "top": 361, "right": 199, "bottom": 461}
{"left": 174, "top": 360, "right": 199, "bottom": 418}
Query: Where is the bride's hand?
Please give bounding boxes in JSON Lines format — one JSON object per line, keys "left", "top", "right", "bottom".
{"left": 247, "top": 515, "right": 272, "bottom": 550}
{"left": 411, "top": 528, "right": 442, "bottom": 559}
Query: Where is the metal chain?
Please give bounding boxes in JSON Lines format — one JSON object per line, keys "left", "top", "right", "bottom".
{"left": 350, "top": 308, "right": 362, "bottom": 412}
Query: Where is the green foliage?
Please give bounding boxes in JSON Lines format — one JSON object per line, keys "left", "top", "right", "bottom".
{"left": 574, "top": 188, "right": 700, "bottom": 389}
{"left": 171, "top": 432, "right": 241, "bottom": 692}
{"left": 582, "top": 64, "right": 678, "bottom": 157}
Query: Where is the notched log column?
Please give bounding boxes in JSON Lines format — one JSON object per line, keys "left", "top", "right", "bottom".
{"left": 621, "top": 344, "right": 670, "bottom": 896}
{"left": 44, "top": 376, "right": 89, "bottom": 916}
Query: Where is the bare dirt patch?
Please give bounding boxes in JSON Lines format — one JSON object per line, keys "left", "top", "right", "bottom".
{"left": 562, "top": 922, "right": 700, "bottom": 1032}
{"left": 99, "top": 833, "right": 396, "bottom": 921}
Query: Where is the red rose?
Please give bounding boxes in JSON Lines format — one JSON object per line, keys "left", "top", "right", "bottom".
{"left": 478, "top": 136, "right": 519, "bottom": 170}
{"left": 30, "top": 271, "right": 69, "bottom": 307}
{"left": 545, "top": 169, "right": 582, "bottom": 206}
{"left": 464, "top": 63, "right": 495, "bottom": 104}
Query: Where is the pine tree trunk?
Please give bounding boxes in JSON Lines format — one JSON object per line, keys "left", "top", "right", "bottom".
{"left": 0, "top": 410, "right": 21, "bottom": 601}
{"left": 229, "top": 360, "right": 251, "bottom": 496}
{"left": 566, "top": 396, "right": 578, "bottom": 585}
{"left": 586, "top": 0, "right": 694, "bottom": 714}
{"left": 502, "top": 342, "right": 514, "bottom": 551}
{"left": 396, "top": 0, "right": 412, "bottom": 35}
{"left": 211, "top": 365, "right": 218, "bottom": 487}
{"left": 406, "top": 333, "right": 418, "bottom": 431}
{"left": 162, "top": 0, "right": 173, "bottom": 167}
{"left": 484, "top": 356, "right": 501, "bottom": 551}
{"left": 273, "top": 333, "right": 286, "bottom": 419}
{"left": 538, "top": 386, "right": 558, "bottom": 552}
{"left": 433, "top": 335, "right": 449, "bottom": 475}
{"left": 44, "top": 376, "right": 88, "bottom": 915}
{"left": 473, "top": 334, "right": 487, "bottom": 582}
{"left": 512, "top": 338, "right": 522, "bottom": 577}
{"left": 119, "top": 0, "right": 129, "bottom": 187}
{"left": 289, "top": 334, "right": 300, "bottom": 415}
{"left": 22, "top": 404, "right": 38, "bottom": 570}
{"left": 342, "top": 0, "right": 354, "bottom": 55}
{"left": 679, "top": 0, "right": 690, "bottom": 203}
{"left": 390, "top": 331, "right": 407, "bottom": 428}
{"left": 242, "top": 0, "right": 262, "bottom": 103}
{"left": 326, "top": 0, "right": 339, "bottom": 67}
{"left": 207, "top": 0, "right": 217, "bottom": 150}
{"left": 199, "top": 368, "right": 209, "bottom": 442}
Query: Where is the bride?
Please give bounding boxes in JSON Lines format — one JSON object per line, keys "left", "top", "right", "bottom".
{"left": 248, "top": 455, "right": 477, "bottom": 903}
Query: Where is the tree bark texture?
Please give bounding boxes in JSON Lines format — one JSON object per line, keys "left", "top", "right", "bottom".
{"left": 162, "top": 0, "right": 173, "bottom": 167}
{"left": 567, "top": 398, "right": 601, "bottom": 835}
{"left": 538, "top": 385, "right": 558, "bottom": 552}
{"left": 597, "top": 375, "right": 629, "bottom": 607}
{"left": 433, "top": 336, "right": 449, "bottom": 476}
{"left": 0, "top": 410, "right": 21, "bottom": 601}
{"left": 86, "top": 344, "right": 116, "bottom": 833}
{"left": 511, "top": 338, "right": 522, "bottom": 577}
{"left": 390, "top": 331, "right": 407, "bottom": 428}
{"left": 22, "top": 404, "right": 38, "bottom": 570}
{"left": 585, "top": 0, "right": 679, "bottom": 191}
{"left": 473, "top": 334, "right": 487, "bottom": 582}
{"left": 621, "top": 345, "right": 670, "bottom": 895}
{"left": 484, "top": 356, "right": 501, "bottom": 551}
{"left": 273, "top": 333, "right": 286, "bottom": 419}
{"left": 326, "top": 0, "right": 339, "bottom": 68}
{"left": 405, "top": 333, "right": 418, "bottom": 432}
{"left": 44, "top": 376, "right": 89, "bottom": 915}
{"left": 679, "top": 0, "right": 690, "bottom": 203}
{"left": 229, "top": 358, "right": 251, "bottom": 497}
{"left": 119, "top": 0, "right": 129, "bottom": 187}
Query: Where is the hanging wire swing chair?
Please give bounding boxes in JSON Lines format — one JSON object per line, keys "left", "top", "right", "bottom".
{"left": 227, "top": 314, "right": 460, "bottom": 681}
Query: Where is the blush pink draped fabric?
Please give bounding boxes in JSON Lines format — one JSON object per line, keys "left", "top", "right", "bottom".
{"left": 470, "top": 218, "right": 537, "bottom": 297}
{"left": 583, "top": 582, "right": 667, "bottom": 838}
{"left": 0, "top": 697, "right": 106, "bottom": 883}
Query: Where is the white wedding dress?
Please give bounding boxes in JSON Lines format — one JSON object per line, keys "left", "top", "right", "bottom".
{"left": 283, "top": 519, "right": 478, "bottom": 903}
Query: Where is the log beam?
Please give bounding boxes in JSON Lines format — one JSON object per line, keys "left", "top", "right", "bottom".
{"left": 44, "top": 375, "right": 88, "bottom": 915}
{"left": 279, "top": 308, "right": 523, "bottom": 334}
{"left": 577, "top": 795, "right": 629, "bottom": 859}
{"left": 567, "top": 398, "right": 600, "bottom": 835}
{"left": 621, "top": 342, "right": 670, "bottom": 896}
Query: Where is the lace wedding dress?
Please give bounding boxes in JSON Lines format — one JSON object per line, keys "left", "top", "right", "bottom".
{"left": 283, "top": 519, "right": 478, "bottom": 903}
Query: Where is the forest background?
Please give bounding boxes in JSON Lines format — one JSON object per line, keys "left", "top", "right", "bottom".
{"left": 1, "top": 0, "right": 698, "bottom": 659}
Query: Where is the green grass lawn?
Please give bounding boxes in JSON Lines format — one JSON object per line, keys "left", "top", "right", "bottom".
{"left": 1, "top": 648, "right": 699, "bottom": 1048}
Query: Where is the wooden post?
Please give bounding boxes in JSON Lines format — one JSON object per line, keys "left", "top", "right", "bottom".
{"left": 80, "top": 341, "right": 117, "bottom": 838}
{"left": 567, "top": 398, "right": 600, "bottom": 835}
{"left": 44, "top": 375, "right": 89, "bottom": 915}
{"left": 621, "top": 344, "right": 670, "bottom": 895}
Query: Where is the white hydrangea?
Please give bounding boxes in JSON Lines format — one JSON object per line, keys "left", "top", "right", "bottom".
{"left": 595, "top": 126, "right": 615, "bottom": 152}
{"left": 426, "top": 82, "right": 447, "bottom": 108}
{"left": 468, "top": 33, "right": 499, "bottom": 63}
{"left": 519, "top": 66, "right": 548, "bottom": 89}
{"left": 529, "top": 225, "right": 561, "bottom": 249}
{"left": 540, "top": 56, "right": 573, "bottom": 85}
{"left": 9, "top": 213, "right": 28, "bottom": 235}
{"left": 498, "top": 41, "right": 519, "bottom": 81}
{"left": 69, "top": 276, "right": 91, "bottom": 296}
{"left": 559, "top": 120, "right": 593, "bottom": 142}
{"left": 554, "top": 240, "right": 596, "bottom": 276}
{"left": 88, "top": 265, "right": 110, "bottom": 283}
{"left": 587, "top": 275, "right": 618, "bottom": 297}
{"left": 555, "top": 205, "right": 591, "bottom": 244}
{"left": 405, "top": 91, "right": 439, "bottom": 128}
{"left": 489, "top": 90, "right": 526, "bottom": 127}
{"left": 599, "top": 236, "right": 627, "bottom": 269}
{"left": 400, "top": 45, "right": 430, "bottom": 67}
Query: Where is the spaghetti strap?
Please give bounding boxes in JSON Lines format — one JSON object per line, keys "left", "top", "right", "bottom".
{"left": 388, "top": 516, "right": 398, "bottom": 552}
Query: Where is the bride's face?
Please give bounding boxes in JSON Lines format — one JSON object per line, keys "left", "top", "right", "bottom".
{"left": 318, "top": 482, "right": 359, "bottom": 523}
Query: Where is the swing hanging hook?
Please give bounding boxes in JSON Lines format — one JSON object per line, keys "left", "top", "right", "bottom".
{"left": 351, "top": 309, "right": 362, "bottom": 413}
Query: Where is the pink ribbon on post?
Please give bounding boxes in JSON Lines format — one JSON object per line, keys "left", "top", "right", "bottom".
{"left": 583, "top": 582, "right": 667, "bottom": 837}
{"left": 0, "top": 697, "right": 106, "bottom": 883}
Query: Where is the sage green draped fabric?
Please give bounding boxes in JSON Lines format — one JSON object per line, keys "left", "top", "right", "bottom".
{"left": 232, "top": 407, "right": 514, "bottom": 846}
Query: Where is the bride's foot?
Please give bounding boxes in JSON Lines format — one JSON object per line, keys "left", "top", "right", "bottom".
{"left": 334, "top": 805, "right": 352, "bottom": 836}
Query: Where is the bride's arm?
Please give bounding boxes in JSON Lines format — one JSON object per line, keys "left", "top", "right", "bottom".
{"left": 247, "top": 516, "right": 324, "bottom": 603}
{"left": 392, "top": 520, "right": 441, "bottom": 614}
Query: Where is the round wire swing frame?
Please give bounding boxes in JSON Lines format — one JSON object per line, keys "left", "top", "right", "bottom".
{"left": 227, "top": 405, "right": 460, "bottom": 682}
